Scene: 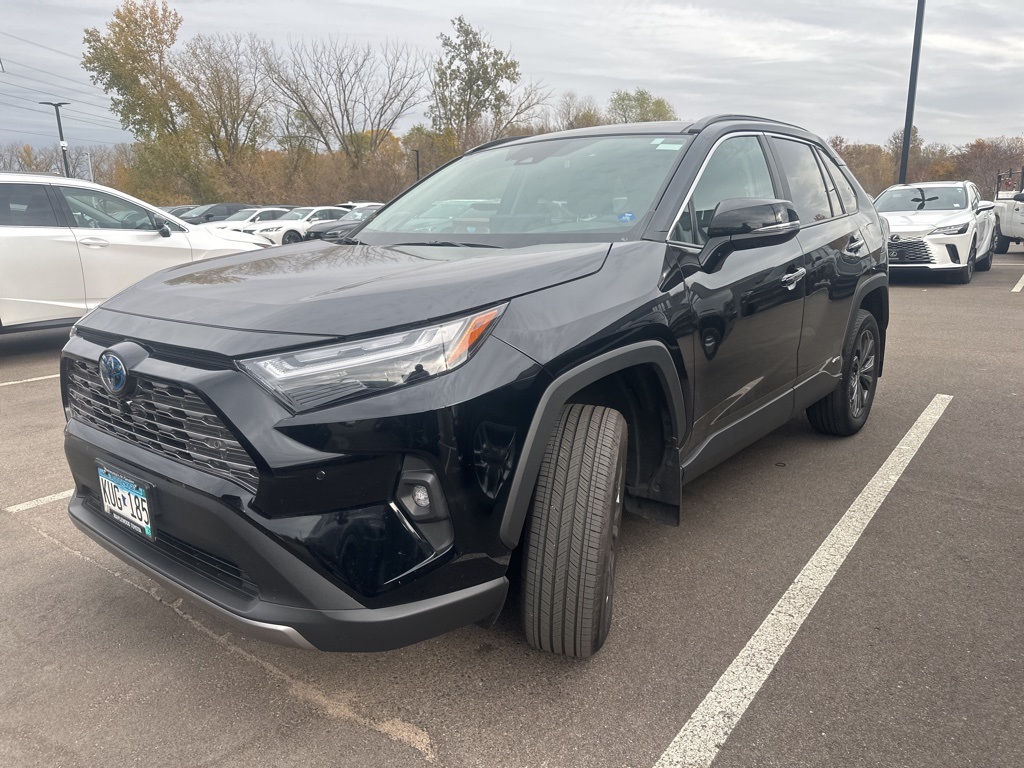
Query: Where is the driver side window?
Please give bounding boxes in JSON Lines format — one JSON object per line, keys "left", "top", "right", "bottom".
{"left": 59, "top": 188, "right": 157, "bottom": 231}
{"left": 671, "top": 136, "right": 775, "bottom": 246}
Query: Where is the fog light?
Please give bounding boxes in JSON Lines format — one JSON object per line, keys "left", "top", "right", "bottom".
{"left": 412, "top": 484, "right": 430, "bottom": 508}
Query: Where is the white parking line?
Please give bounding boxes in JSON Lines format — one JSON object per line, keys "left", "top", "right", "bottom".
{"left": 0, "top": 373, "right": 60, "bottom": 388}
{"left": 3, "top": 490, "right": 74, "bottom": 513}
{"left": 653, "top": 394, "right": 954, "bottom": 768}
{"left": 1012, "top": 273, "right": 1024, "bottom": 293}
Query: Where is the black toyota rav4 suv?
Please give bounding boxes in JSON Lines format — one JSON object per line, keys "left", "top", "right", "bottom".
{"left": 62, "top": 116, "right": 889, "bottom": 658}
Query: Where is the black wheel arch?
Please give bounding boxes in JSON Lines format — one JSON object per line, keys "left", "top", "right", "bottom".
{"left": 498, "top": 340, "right": 687, "bottom": 549}
{"left": 850, "top": 273, "right": 889, "bottom": 378}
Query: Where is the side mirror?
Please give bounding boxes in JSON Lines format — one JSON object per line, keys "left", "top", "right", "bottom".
{"left": 1012, "top": 193, "right": 1024, "bottom": 203}
{"left": 977, "top": 201, "right": 996, "bottom": 213}
{"left": 203, "top": 213, "right": 214, "bottom": 221}
{"left": 154, "top": 215, "right": 171, "bottom": 237}
{"left": 708, "top": 197, "right": 799, "bottom": 246}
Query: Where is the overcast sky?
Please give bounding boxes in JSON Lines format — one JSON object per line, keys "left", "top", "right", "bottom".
{"left": 1, "top": 0, "right": 1021, "bottom": 152}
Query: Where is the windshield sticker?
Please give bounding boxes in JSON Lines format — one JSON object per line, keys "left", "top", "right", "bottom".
{"left": 656, "top": 143, "right": 684, "bottom": 151}
{"left": 618, "top": 212, "right": 636, "bottom": 223}
{"left": 651, "top": 138, "right": 665, "bottom": 144}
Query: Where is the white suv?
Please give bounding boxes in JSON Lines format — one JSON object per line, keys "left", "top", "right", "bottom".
{"left": 874, "top": 181, "right": 996, "bottom": 284}
{"left": 0, "top": 173, "right": 269, "bottom": 332}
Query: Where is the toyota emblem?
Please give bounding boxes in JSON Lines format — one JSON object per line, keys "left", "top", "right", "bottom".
{"left": 98, "top": 351, "right": 129, "bottom": 396}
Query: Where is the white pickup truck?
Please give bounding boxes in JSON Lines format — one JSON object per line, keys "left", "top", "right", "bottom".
{"left": 993, "top": 168, "right": 1024, "bottom": 253}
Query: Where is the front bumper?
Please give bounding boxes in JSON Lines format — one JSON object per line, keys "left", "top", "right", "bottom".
{"left": 888, "top": 230, "right": 973, "bottom": 270}
{"left": 66, "top": 424, "right": 509, "bottom": 651}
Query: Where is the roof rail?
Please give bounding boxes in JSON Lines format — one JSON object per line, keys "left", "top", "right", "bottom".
{"left": 686, "top": 114, "right": 802, "bottom": 134}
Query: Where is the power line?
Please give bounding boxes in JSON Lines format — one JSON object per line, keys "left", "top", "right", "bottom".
{"left": 0, "top": 92, "right": 125, "bottom": 130}
{"left": 0, "top": 126, "right": 123, "bottom": 146}
{"left": 0, "top": 30, "right": 81, "bottom": 60}
{"left": 1, "top": 89, "right": 122, "bottom": 126}
{"left": 0, "top": 71, "right": 115, "bottom": 110}
{"left": 1, "top": 56, "right": 107, "bottom": 94}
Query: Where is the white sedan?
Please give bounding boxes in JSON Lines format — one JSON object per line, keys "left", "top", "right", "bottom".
{"left": 0, "top": 173, "right": 269, "bottom": 332}
{"left": 875, "top": 181, "right": 996, "bottom": 284}
{"left": 196, "top": 207, "right": 292, "bottom": 233}
{"left": 243, "top": 206, "right": 350, "bottom": 245}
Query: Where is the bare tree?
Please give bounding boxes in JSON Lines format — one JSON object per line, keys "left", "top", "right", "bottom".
{"left": 265, "top": 38, "right": 428, "bottom": 167}
{"left": 175, "top": 33, "right": 276, "bottom": 165}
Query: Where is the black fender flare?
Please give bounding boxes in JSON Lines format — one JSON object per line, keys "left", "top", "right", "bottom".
{"left": 498, "top": 340, "right": 685, "bottom": 549}
{"left": 848, "top": 271, "right": 889, "bottom": 375}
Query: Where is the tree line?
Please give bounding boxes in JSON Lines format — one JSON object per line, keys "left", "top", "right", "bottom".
{"left": 3, "top": 0, "right": 1023, "bottom": 206}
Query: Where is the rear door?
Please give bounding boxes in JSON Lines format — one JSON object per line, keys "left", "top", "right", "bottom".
{"left": 0, "top": 182, "right": 85, "bottom": 327}
{"left": 55, "top": 185, "right": 195, "bottom": 310}
{"left": 767, "top": 136, "right": 866, "bottom": 386}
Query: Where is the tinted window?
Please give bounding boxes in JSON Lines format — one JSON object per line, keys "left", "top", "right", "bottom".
{"left": 0, "top": 183, "right": 59, "bottom": 227}
{"left": 820, "top": 152, "right": 858, "bottom": 213}
{"left": 671, "top": 135, "right": 775, "bottom": 246}
{"left": 773, "top": 138, "right": 832, "bottom": 224}
{"left": 60, "top": 187, "right": 158, "bottom": 230}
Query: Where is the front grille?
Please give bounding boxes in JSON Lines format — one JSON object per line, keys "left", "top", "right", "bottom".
{"left": 75, "top": 328, "right": 233, "bottom": 370}
{"left": 66, "top": 357, "right": 260, "bottom": 492}
{"left": 82, "top": 489, "right": 258, "bottom": 598}
{"left": 888, "top": 237, "right": 935, "bottom": 264}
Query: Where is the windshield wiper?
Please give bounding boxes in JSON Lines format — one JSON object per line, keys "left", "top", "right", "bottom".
{"left": 391, "top": 240, "right": 503, "bottom": 249}
{"left": 332, "top": 236, "right": 364, "bottom": 245}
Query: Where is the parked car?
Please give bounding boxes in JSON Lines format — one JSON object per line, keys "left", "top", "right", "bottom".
{"left": 60, "top": 116, "right": 888, "bottom": 657}
{"left": 243, "top": 206, "right": 350, "bottom": 244}
{"left": 197, "top": 207, "right": 292, "bottom": 233}
{"left": 179, "top": 203, "right": 253, "bottom": 225}
{"left": 159, "top": 204, "right": 198, "bottom": 218}
{"left": 874, "top": 181, "right": 995, "bottom": 283}
{"left": 305, "top": 204, "right": 383, "bottom": 241}
{"left": 0, "top": 173, "right": 269, "bottom": 332}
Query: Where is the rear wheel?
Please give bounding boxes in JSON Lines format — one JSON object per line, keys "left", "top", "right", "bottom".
{"left": 521, "top": 404, "right": 627, "bottom": 658}
{"left": 807, "top": 309, "right": 879, "bottom": 437}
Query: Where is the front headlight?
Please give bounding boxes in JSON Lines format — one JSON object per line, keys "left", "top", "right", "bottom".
{"left": 930, "top": 222, "right": 969, "bottom": 236}
{"left": 240, "top": 305, "right": 507, "bottom": 411}
{"left": 262, "top": 226, "right": 283, "bottom": 233}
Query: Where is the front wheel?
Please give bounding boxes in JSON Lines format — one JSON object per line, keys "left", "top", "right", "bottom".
{"left": 521, "top": 404, "right": 627, "bottom": 658}
{"left": 807, "top": 309, "right": 880, "bottom": 437}
{"left": 282, "top": 230, "right": 302, "bottom": 245}
{"left": 952, "top": 241, "right": 976, "bottom": 284}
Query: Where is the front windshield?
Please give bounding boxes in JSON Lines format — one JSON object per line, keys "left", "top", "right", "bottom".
{"left": 360, "top": 134, "right": 692, "bottom": 246}
{"left": 279, "top": 207, "right": 313, "bottom": 221}
{"left": 875, "top": 186, "right": 967, "bottom": 212}
{"left": 186, "top": 203, "right": 216, "bottom": 217}
{"left": 225, "top": 208, "right": 258, "bottom": 221}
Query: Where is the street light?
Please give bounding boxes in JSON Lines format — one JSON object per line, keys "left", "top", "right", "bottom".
{"left": 899, "top": 0, "right": 926, "bottom": 185}
{"left": 39, "top": 101, "right": 71, "bottom": 177}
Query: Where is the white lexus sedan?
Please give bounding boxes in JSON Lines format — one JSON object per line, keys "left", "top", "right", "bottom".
{"left": 196, "top": 206, "right": 292, "bottom": 233}
{"left": 874, "top": 181, "right": 996, "bottom": 284}
{"left": 243, "top": 206, "right": 349, "bottom": 245}
{"left": 0, "top": 173, "right": 270, "bottom": 332}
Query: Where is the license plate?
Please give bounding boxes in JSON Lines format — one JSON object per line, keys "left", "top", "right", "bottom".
{"left": 97, "top": 467, "right": 154, "bottom": 539}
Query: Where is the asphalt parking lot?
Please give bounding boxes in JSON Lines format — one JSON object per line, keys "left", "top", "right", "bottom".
{"left": 2, "top": 249, "right": 1022, "bottom": 768}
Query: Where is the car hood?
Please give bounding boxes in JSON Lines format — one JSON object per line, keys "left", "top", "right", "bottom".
{"left": 195, "top": 227, "right": 270, "bottom": 248}
{"left": 99, "top": 240, "right": 611, "bottom": 337}
{"left": 880, "top": 210, "right": 972, "bottom": 235}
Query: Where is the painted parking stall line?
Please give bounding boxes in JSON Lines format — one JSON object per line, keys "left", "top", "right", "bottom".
{"left": 653, "top": 394, "right": 954, "bottom": 768}
{"left": 1012, "top": 273, "right": 1024, "bottom": 293}
{"left": 4, "top": 490, "right": 74, "bottom": 514}
{"left": 0, "top": 373, "right": 60, "bottom": 388}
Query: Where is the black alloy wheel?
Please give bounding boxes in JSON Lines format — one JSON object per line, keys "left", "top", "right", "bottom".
{"left": 807, "top": 309, "right": 880, "bottom": 436}
{"left": 283, "top": 230, "right": 302, "bottom": 245}
{"left": 953, "top": 241, "right": 976, "bottom": 284}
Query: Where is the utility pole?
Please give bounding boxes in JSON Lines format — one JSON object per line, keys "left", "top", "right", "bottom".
{"left": 899, "top": 0, "right": 926, "bottom": 184}
{"left": 39, "top": 101, "right": 71, "bottom": 177}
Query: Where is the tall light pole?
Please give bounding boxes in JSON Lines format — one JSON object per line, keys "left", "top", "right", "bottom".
{"left": 899, "top": 0, "right": 926, "bottom": 184}
{"left": 39, "top": 101, "right": 71, "bottom": 177}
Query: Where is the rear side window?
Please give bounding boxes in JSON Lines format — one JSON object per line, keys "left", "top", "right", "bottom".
{"left": 0, "top": 183, "right": 60, "bottom": 227}
{"left": 671, "top": 135, "right": 776, "bottom": 246}
{"left": 772, "top": 138, "right": 832, "bottom": 224}
{"left": 819, "top": 152, "right": 858, "bottom": 213}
